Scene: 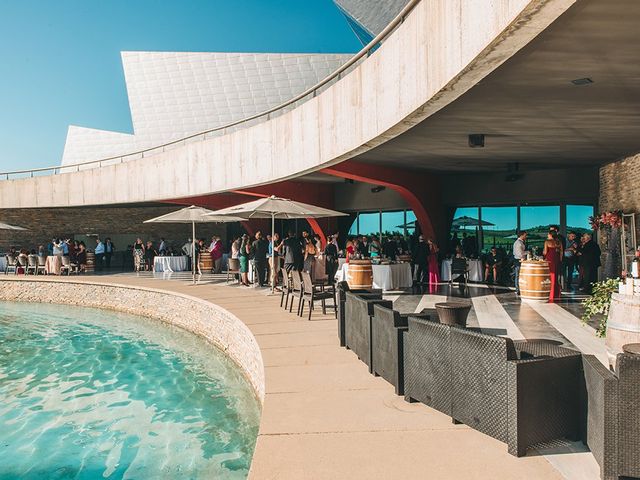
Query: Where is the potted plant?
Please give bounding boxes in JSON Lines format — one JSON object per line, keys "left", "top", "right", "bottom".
{"left": 581, "top": 278, "right": 620, "bottom": 337}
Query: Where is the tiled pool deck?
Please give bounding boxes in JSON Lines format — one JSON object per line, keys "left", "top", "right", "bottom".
{"left": 0, "top": 274, "right": 605, "bottom": 479}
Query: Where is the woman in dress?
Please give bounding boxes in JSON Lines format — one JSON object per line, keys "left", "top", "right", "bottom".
{"left": 303, "top": 236, "right": 317, "bottom": 274}
{"left": 543, "top": 231, "right": 563, "bottom": 301}
{"left": 345, "top": 239, "right": 355, "bottom": 263}
{"left": 133, "top": 238, "right": 145, "bottom": 272}
{"left": 427, "top": 239, "right": 441, "bottom": 285}
{"left": 239, "top": 234, "right": 250, "bottom": 286}
{"left": 369, "top": 238, "right": 381, "bottom": 258}
{"left": 145, "top": 241, "right": 157, "bottom": 271}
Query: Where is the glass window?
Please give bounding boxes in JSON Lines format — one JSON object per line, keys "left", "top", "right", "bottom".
{"left": 450, "top": 207, "right": 480, "bottom": 256}
{"left": 480, "top": 206, "right": 518, "bottom": 252}
{"left": 349, "top": 212, "right": 380, "bottom": 236}
{"left": 381, "top": 211, "right": 405, "bottom": 237}
{"left": 520, "top": 205, "right": 560, "bottom": 251}
{"left": 566, "top": 205, "right": 595, "bottom": 235}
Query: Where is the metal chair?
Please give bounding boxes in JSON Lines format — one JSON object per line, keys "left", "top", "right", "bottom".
{"left": 36, "top": 255, "right": 47, "bottom": 275}
{"left": 60, "top": 256, "right": 72, "bottom": 275}
{"left": 300, "top": 271, "right": 337, "bottom": 321}
{"left": 26, "top": 255, "right": 38, "bottom": 275}
{"left": 15, "top": 255, "right": 28, "bottom": 274}
{"left": 5, "top": 255, "right": 17, "bottom": 274}
{"left": 289, "top": 271, "right": 304, "bottom": 316}
{"left": 226, "top": 258, "right": 241, "bottom": 284}
{"left": 450, "top": 257, "right": 469, "bottom": 285}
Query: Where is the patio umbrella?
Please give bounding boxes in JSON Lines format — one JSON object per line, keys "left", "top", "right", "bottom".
{"left": 144, "top": 206, "right": 245, "bottom": 284}
{"left": 0, "top": 222, "right": 26, "bottom": 231}
{"left": 452, "top": 216, "right": 495, "bottom": 229}
{"left": 205, "top": 196, "right": 347, "bottom": 290}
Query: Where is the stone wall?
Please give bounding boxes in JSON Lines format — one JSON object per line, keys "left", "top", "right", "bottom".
{"left": 599, "top": 153, "right": 640, "bottom": 215}
{"left": 0, "top": 278, "right": 265, "bottom": 402}
{"left": 0, "top": 205, "right": 227, "bottom": 252}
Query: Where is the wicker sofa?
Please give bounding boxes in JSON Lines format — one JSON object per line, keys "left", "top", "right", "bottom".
{"left": 403, "top": 316, "right": 583, "bottom": 456}
{"left": 582, "top": 353, "right": 640, "bottom": 480}
{"left": 336, "top": 281, "right": 382, "bottom": 347}
{"left": 344, "top": 291, "right": 391, "bottom": 371}
{"left": 371, "top": 304, "right": 432, "bottom": 395}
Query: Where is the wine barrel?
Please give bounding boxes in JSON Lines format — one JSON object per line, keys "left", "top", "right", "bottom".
{"left": 85, "top": 252, "right": 95, "bottom": 273}
{"left": 518, "top": 260, "right": 551, "bottom": 302}
{"left": 397, "top": 254, "right": 412, "bottom": 263}
{"left": 605, "top": 293, "right": 640, "bottom": 368}
{"left": 199, "top": 252, "right": 213, "bottom": 273}
{"left": 347, "top": 259, "right": 373, "bottom": 289}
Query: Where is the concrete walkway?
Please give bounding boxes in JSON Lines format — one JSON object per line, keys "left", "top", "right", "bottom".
{"left": 6, "top": 275, "right": 572, "bottom": 479}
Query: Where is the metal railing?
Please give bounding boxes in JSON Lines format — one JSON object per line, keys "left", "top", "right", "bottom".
{"left": 0, "top": 0, "right": 421, "bottom": 181}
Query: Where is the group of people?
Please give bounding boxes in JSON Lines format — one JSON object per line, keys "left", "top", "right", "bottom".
{"left": 513, "top": 227, "right": 601, "bottom": 299}
{"left": 6, "top": 237, "right": 115, "bottom": 273}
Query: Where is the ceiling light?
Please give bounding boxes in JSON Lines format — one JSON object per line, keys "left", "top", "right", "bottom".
{"left": 468, "top": 134, "right": 485, "bottom": 148}
{"left": 571, "top": 77, "right": 593, "bottom": 86}
{"left": 371, "top": 186, "right": 386, "bottom": 194}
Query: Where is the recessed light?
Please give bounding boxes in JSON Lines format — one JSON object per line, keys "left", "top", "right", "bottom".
{"left": 571, "top": 77, "right": 593, "bottom": 86}
{"left": 468, "top": 134, "right": 485, "bottom": 148}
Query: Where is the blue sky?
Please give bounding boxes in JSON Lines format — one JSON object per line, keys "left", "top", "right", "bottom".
{"left": 0, "top": 0, "right": 360, "bottom": 171}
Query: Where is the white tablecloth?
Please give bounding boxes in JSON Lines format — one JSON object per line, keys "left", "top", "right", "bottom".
{"left": 0, "top": 257, "right": 6, "bottom": 272}
{"left": 154, "top": 256, "right": 188, "bottom": 273}
{"left": 441, "top": 259, "right": 483, "bottom": 282}
{"left": 335, "top": 263, "right": 413, "bottom": 291}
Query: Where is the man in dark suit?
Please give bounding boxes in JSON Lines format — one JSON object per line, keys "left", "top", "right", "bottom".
{"left": 578, "top": 232, "right": 601, "bottom": 294}
{"left": 412, "top": 235, "right": 429, "bottom": 284}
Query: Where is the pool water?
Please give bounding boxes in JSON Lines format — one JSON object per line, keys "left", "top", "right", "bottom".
{"left": 0, "top": 301, "right": 261, "bottom": 479}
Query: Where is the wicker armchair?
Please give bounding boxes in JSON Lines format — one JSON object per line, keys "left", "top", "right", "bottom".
{"left": 344, "top": 292, "right": 392, "bottom": 370}
{"left": 300, "top": 271, "right": 337, "bottom": 321}
{"left": 582, "top": 353, "right": 640, "bottom": 480}
{"left": 403, "top": 317, "right": 583, "bottom": 457}
{"left": 371, "top": 305, "right": 432, "bottom": 395}
{"left": 336, "top": 281, "right": 382, "bottom": 347}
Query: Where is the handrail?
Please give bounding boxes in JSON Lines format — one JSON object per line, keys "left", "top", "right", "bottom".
{"left": 0, "top": 0, "right": 421, "bottom": 180}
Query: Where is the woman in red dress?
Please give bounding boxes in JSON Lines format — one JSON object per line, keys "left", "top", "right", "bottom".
{"left": 427, "top": 239, "right": 441, "bottom": 285}
{"left": 543, "top": 231, "right": 563, "bottom": 301}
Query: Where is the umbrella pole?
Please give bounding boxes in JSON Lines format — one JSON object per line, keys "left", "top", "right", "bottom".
{"left": 271, "top": 212, "right": 275, "bottom": 293}
{"left": 192, "top": 221, "right": 196, "bottom": 285}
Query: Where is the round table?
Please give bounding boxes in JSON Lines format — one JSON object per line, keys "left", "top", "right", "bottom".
{"left": 335, "top": 262, "right": 412, "bottom": 291}
{"left": 622, "top": 343, "right": 640, "bottom": 355}
{"left": 153, "top": 256, "right": 188, "bottom": 273}
{"left": 45, "top": 255, "right": 62, "bottom": 275}
{"left": 435, "top": 302, "right": 472, "bottom": 327}
{"left": 441, "top": 259, "right": 483, "bottom": 282}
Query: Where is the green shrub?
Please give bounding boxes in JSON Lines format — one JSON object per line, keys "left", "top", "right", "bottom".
{"left": 581, "top": 278, "right": 620, "bottom": 338}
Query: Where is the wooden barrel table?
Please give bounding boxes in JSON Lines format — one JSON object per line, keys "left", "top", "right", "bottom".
{"left": 85, "top": 252, "right": 95, "bottom": 273}
{"left": 199, "top": 252, "right": 213, "bottom": 273}
{"left": 605, "top": 293, "right": 640, "bottom": 368}
{"left": 347, "top": 259, "right": 373, "bottom": 289}
{"left": 518, "top": 260, "right": 551, "bottom": 302}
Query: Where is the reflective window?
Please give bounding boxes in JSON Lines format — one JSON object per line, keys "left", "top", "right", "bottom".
{"left": 382, "top": 211, "right": 405, "bottom": 236}
{"left": 520, "top": 206, "right": 560, "bottom": 250}
{"left": 480, "top": 206, "right": 518, "bottom": 251}
{"left": 566, "top": 205, "right": 595, "bottom": 235}
{"left": 450, "top": 207, "right": 480, "bottom": 257}
{"left": 349, "top": 212, "right": 379, "bottom": 236}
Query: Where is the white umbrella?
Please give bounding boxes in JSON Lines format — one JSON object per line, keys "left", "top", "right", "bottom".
{"left": 205, "top": 196, "right": 347, "bottom": 290}
{"left": 144, "top": 205, "right": 245, "bottom": 284}
{"left": 0, "top": 222, "right": 26, "bottom": 231}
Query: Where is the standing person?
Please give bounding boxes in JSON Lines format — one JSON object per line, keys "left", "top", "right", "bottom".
{"left": 563, "top": 231, "right": 579, "bottom": 290}
{"left": 303, "top": 235, "right": 317, "bottom": 275}
{"left": 282, "top": 231, "right": 302, "bottom": 273}
{"left": 210, "top": 236, "right": 223, "bottom": 273}
{"left": 513, "top": 231, "right": 527, "bottom": 296}
{"left": 324, "top": 235, "right": 339, "bottom": 285}
{"left": 52, "top": 239, "right": 64, "bottom": 256}
{"left": 94, "top": 238, "right": 105, "bottom": 272}
{"left": 238, "top": 234, "right": 250, "bottom": 286}
{"left": 251, "top": 232, "right": 269, "bottom": 287}
{"left": 104, "top": 238, "right": 115, "bottom": 270}
{"left": 62, "top": 238, "right": 70, "bottom": 256}
{"left": 133, "top": 238, "right": 145, "bottom": 272}
{"left": 382, "top": 236, "right": 398, "bottom": 260}
{"left": 269, "top": 233, "right": 282, "bottom": 287}
{"left": 145, "top": 240, "right": 157, "bottom": 271}
{"left": 181, "top": 238, "right": 193, "bottom": 272}
{"left": 412, "top": 235, "right": 429, "bottom": 284}
{"left": 76, "top": 242, "right": 87, "bottom": 272}
{"left": 158, "top": 238, "right": 167, "bottom": 256}
{"left": 358, "top": 236, "right": 369, "bottom": 257}
{"left": 550, "top": 225, "right": 566, "bottom": 286}
{"left": 426, "top": 239, "right": 440, "bottom": 285}
{"left": 578, "top": 233, "right": 601, "bottom": 294}
{"left": 543, "top": 231, "right": 563, "bottom": 301}
{"left": 345, "top": 239, "right": 355, "bottom": 263}
{"left": 369, "top": 237, "right": 381, "bottom": 258}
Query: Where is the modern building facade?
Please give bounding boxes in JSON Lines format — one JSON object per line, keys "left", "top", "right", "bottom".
{"left": 0, "top": 0, "right": 638, "bottom": 275}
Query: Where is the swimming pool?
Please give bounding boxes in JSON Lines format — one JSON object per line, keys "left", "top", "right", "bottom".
{"left": 0, "top": 301, "right": 261, "bottom": 479}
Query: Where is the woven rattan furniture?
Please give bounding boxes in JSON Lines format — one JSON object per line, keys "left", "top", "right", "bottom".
{"left": 371, "top": 304, "right": 432, "bottom": 395}
{"left": 226, "top": 258, "right": 241, "bottom": 284}
{"left": 300, "top": 271, "right": 337, "bottom": 321}
{"left": 403, "top": 316, "right": 583, "bottom": 456}
{"left": 336, "top": 281, "right": 382, "bottom": 347}
{"left": 435, "top": 302, "right": 472, "bottom": 327}
{"left": 289, "top": 271, "right": 304, "bottom": 316}
{"left": 344, "top": 291, "right": 391, "bottom": 370}
{"left": 582, "top": 352, "right": 640, "bottom": 480}
{"left": 450, "top": 257, "right": 469, "bottom": 285}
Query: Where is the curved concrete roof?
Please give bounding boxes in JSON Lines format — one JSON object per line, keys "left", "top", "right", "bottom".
{"left": 0, "top": 0, "right": 577, "bottom": 208}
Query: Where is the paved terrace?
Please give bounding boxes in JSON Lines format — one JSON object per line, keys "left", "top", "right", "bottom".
{"left": 1, "top": 274, "right": 606, "bottom": 479}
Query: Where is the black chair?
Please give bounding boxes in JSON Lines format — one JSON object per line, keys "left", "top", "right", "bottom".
{"left": 450, "top": 257, "right": 469, "bottom": 285}
{"left": 336, "top": 281, "right": 382, "bottom": 347}
{"left": 289, "top": 271, "right": 304, "bottom": 316}
{"left": 371, "top": 304, "right": 431, "bottom": 395}
{"left": 344, "top": 292, "right": 392, "bottom": 371}
{"left": 300, "top": 271, "right": 337, "bottom": 321}
{"left": 582, "top": 353, "right": 640, "bottom": 480}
